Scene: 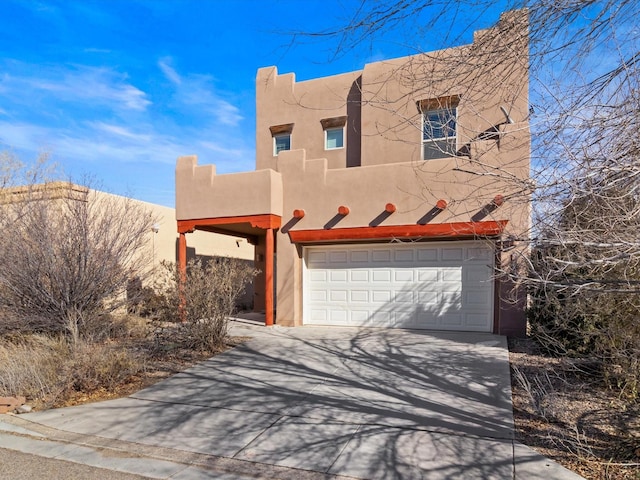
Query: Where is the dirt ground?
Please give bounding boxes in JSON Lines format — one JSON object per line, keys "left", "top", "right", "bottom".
{"left": 33, "top": 332, "right": 640, "bottom": 480}
{"left": 509, "top": 337, "right": 640, "bottom": 479}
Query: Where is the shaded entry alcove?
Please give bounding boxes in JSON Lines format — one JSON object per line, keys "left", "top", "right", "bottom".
{"left": 177, "top": 214, "right": 281, "bottom": 326}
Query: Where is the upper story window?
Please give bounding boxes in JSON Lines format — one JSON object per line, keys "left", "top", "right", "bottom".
{"left": 321, "top": 116, "right": 347, "bottom": 151}
{"left": 273, "top": 133, "right": 291, "bottom": 155}
{"left": 270, "top": 123, "right": 294, "bottom": 156}
{"left": 419, "top": 96, "right": 459, "bottom": 160}
{"left": 325, "top": 127, "right": 344, "bottom": 150}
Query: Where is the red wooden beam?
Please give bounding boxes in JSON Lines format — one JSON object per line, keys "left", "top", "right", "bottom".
{"left": 385, "top": 203, "right": 397, "bottom": 213}
{"left": 293, "top": 209, "right": 305, "bottom": 219}
{"left": 178, "top": 214, "right": 281, "bottom": 233}
{"left": 338, "top": 205, "right": 350, "bottom": 216}
{"left": 288, "top": 220, "right": 508, "bottom": 243}
{"left": 436, "top": 199, "right": 448, "bottom": 210}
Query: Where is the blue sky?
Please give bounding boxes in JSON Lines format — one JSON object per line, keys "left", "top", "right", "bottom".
{"left": 0, "top": 0, "right": 505, "bottom": 206}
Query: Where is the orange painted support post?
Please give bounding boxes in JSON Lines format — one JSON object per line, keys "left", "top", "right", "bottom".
{"left": 338, "top": 205, "right": 350, "bottom": 216}
{"left": 493, "top": 194, "right": 505, "bottom": 206}
{"left": 293, "top": 209, "right": 305, "bottom": 219}
{"left": 265, "top": 228, "right": 274, "bottom": 326}
{"left": 178, "top": 232, "right": 187, "bottom": 323}
{"left": 436, "top": 199, "right": 448, "bottom": 210}
{"left": 385, "top": 203, "right": 397, "bottom": 213}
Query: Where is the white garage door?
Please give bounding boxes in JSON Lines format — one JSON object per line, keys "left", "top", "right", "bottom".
{"left": 303, "top": 241, "right": 495, "bottom": 331}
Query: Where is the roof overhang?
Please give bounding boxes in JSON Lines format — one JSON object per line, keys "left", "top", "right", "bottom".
{"left": 178, "top": 214, "right": 281, "bottom": 243}
{"left": 287, "top": 220, "right": 507, "bottom": 244}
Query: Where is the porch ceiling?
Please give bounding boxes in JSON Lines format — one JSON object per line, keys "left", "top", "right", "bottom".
{"left": 178, "top": 214, "right": 282, "bottom": 242}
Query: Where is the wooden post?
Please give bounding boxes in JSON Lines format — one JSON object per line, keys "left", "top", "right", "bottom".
{"left": 265, "top": 228, "right": 274, "bottom": 326}
{"left": 178, "top": 232, "right": 187, "bottom": 323}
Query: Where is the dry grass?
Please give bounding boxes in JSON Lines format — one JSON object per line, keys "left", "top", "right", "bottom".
{"left": 0, "top": 316, "right": 149, "bottom": 409}
{"left": 0, "top": 314, "right": 240, "bottom": 410}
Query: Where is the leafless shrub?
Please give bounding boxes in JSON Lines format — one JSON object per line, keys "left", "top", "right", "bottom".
{"left": 153, "top": 258, "right": 258, "bottom": 352}
{"left": 0, "top": 155, "right": 156, "bottom": 343}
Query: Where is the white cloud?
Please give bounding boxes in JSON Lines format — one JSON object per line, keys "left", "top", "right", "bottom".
{"left": 157, "top": 59, "right": 243, "bottom": 127}
{"left": 158, "top": 58, "right": 181, "bottom": 85}
{"left": 90, "top": 122, "right": 153, "bottom": 142}
{"left": 4, "top": 63, "right": 150, "bottom": 112}
{"left": 0, "top": 119, "right": 253, "bottom": 170}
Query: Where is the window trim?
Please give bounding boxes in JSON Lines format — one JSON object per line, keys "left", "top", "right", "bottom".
{"left": 324, "top": 126, "right": 344, "bottom": 150}
{"left": 273, "top": 132, "right": 291, "bottom": 156}
{"left": 270, "top": 123, "right": 294, "bottom": 156}
{"left": 419, "top": 96, "right": 459, "bottom": 160}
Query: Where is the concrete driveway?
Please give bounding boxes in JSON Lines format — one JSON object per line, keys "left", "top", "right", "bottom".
{"left": 0, "top": 322, "right": 583, "bottom": 479}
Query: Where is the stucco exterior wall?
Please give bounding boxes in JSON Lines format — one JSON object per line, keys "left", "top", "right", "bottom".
{"left": 176, "top": 155, "right": 283, "bottom": 220}
{"left": 256, "top": 67, "right": 362, "bottom": 171}
{"left": 176, "top": 9, "right": 531, "bottom": 335}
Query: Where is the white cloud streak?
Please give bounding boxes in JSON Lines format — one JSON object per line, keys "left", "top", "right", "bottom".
{"left": 158, "top": 57, "right": 244, "bottom": 127}
{"left": 15, "top": 65, "right": 151, "bottom": 111}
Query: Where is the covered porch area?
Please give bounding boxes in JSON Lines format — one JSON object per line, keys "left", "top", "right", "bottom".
{"left": 175, "top": 155, "right": 284, "bottom": 327}
{"left": 177, "top": 214, "right": 280, "bottom": 326}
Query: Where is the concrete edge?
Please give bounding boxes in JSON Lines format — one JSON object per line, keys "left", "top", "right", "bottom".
{"left": 513, "top": 441, "right": 586, "bottom": 480}
{"left": 0, "top": 415, "right": 356, "bottom": 480}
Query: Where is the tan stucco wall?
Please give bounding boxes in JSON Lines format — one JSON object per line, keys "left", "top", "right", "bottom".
{"left": 176, "top": 10, "right": 531, "bottom": 334}
{"left": 176, "top": 155, "right": 283, "bottom": 220}
{"left": 256, "top": 67, "right": 362, "bottom": 171}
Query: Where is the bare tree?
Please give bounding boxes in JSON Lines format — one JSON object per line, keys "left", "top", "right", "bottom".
{"left": 292, "top": 1, "right": 640, "bottom": 392}
{"left": 0, "top": 154, "right": 156, "bottom": 343}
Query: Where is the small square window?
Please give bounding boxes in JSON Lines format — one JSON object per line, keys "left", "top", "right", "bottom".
{"left": 273, "top": 133, "right": 291, "bottom": 156}
{"left": 325, "top": 127, "right": 344, "bottom": 150}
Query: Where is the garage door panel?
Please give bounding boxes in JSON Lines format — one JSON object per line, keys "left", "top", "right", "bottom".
{"left": 350, "top": 250, "right": 369, "bottom": 263}
{"left": 351, "top": 310, "right": 370, "bottom": 323}
{"left": 394, "top": 290, "right": 414, "bottom": 303}
{"left": 307, "top": 251, "right": 327, "bottom": 265}
{"left": 309, "top": 289, "right": 328, "bottom": 302}
{"left": 466, "top": 246, "right": 493, "bottom": 261}
{"left": 417, "top": 248, "right": 438, "bottom": 262}
{"left": 309, "top": 270, "right": 327, "bottom": 282}
{"left": 417, "top": 270, "right": 438, "bottom": 282}
{"left": 441, "top": 292, "right": 463, "bottom": 304}
{"left": 304, "top": 242, "right": 494, "bottom": 332}
{"left": 465, "top": 265, "right": 492, "bottom": 283}
{"left": 442, "top": 247, "right": 464, "bottom": 261}
{"left": 441, "top": 268, "right": 462, "bottom": 282}
{"left": 330, "top": 290, "right": 348, "bottom": 302}
{"left": 329, "top": 270, "right": 348, "bottom": 282}
{"left": 372, "top": 250, "right": 391, "bottom": 263}
{"left": 350, "top": 290, "right": 369, "bottom": 302}
{"left": 394, "top": 270, "right": 414, "bottom": 283}
{"left": 441, "top": 314, "right": 464, "bottom": 328}
{"left": 394, "top": 249, "right": 415, "bottom": 262}
{"left": 416, "top": 311, "right": 438, "bottom": 327}
{"left": 417, "top": 291, "right": 438, "bottom": 304}
{"left": 350, "top": 270, "right": 369, "bottom": 282}
{"left": 372, "top": 290, "right": 392, "bottom": 303}
{"left": 465, "top": 291, "right": 491, "bottom": 305}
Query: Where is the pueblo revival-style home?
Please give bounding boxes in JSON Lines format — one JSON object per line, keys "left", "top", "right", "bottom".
{"left": 176, "top": 10, "right": 530, "bottom": 336}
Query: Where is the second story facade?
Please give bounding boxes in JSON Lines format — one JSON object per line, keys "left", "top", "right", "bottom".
{"left": 176, "top": 10, "right": 531, "bottom": 336}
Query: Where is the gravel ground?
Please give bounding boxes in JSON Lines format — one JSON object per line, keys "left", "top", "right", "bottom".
{"left": 509, "top": 337, "right": 640, "bottom": 480}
